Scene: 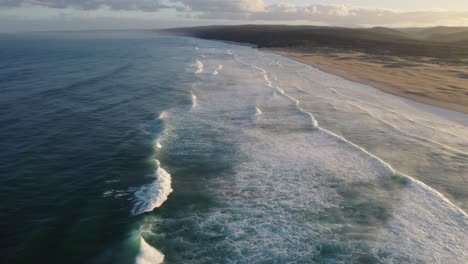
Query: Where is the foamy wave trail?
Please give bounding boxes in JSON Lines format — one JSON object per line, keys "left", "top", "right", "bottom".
{"left": 243, "top": 56, "right": 468, "bottom": 216}
{"left": 213, "top": 64, "right": 223, "bottom": 75}
{"left": 253, "top": 61, "right": 459, "bottom": 192}
{"left": 195, "top": 60, "right": 204, "bottom": 74}
{"left": 191, "top": 91, "right": 198, "bottom": 109}
{"left": 131, "top": 160, "right": 173, "bottom": 215}
{"left": 328, "top": 87, "right": 468, "bottom": 153}
{"left": 279, "top": 89, "right": 319, "bottom": 129}
{"left": 158, "top": 111, "right": 167, "bottom": 120}
{"left": 154, "top": 111, "right": 167, "bottom": 149}
{"left": 345, "top": 97, "right": 467, "bottom": 155}
{"left": 155, "top": 140, "right": 162, "bottom": 150}
{"left": 135, "top": 237, "right": 164, "bottom": 264}
{"left": 235, "top": 56, "right": 319, "bottom": 129}
{"left": 255, "top": 106, "right": 263, "bottom": 115}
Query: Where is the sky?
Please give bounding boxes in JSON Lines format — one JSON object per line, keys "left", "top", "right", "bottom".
{"left": 1, "top": 0, "right": 468, "bottom": 32}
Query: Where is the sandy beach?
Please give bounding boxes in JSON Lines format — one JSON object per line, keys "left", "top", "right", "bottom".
{"left": 267, "top": 48, "right": 468, "bottom": 114}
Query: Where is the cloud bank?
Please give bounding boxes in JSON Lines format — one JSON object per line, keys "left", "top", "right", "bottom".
{"left": 1, "top": 0, "right": 467, "bottom": 26}
{"left": 176, "top": 0, "right": 265, "bottom": 13}
{"left": 0, "top": 0, "right": 167, "bottom": 11}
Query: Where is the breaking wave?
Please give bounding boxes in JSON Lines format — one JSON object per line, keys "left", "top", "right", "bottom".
{"left": 131, "top": 160, "right": 173, "bottom": 216}
{"left": 213, "top": 64, "right": 223, "bottom": 75}
{"left": 191, "top": 90, "right": 198, "bottom": 109}
{"left": 195, "top": 60, "right": 204, "bottom": 74}
{"left": 128, "top": 40, "right": 467, "bottom": 263}
{"left": 135, "top": 237, "right": 164, "bottom": 264}
{"left": 255, "top": 106, "right": 263, "bottom": 115}
{"left": 233, "top": 54, "right": 467, "bottom": 216}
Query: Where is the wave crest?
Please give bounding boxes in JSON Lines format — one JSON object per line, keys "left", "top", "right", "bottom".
{"left": 135, "top": 237, "right": 164, "bottom": 264}
{"left": 131, "top": 160, "right": 173, "bottom": 216}
{"left": 195, "top": 60, "right": 204, "bottom": 74}
{"left": 213, "top": 64, "right": 223, "bottom": 75}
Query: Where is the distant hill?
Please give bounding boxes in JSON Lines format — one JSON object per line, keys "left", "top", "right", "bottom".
{"left": 162, "top": 25, "right": 468, "bottom": 60}
{"left": 400, "top": 26, "right": 468, "bottom": 43}
{"left": 367, "top": 27, "right": 408, "bottom": 37}
{"left": 425, "top": 31, "right": 468, "bottom": 43}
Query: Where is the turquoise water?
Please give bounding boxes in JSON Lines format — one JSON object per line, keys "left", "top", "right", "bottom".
{"left": 0, "top": 31, "right": 466, "bottom": 263}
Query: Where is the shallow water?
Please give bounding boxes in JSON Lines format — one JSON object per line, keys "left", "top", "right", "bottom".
{"left": 0, "top": 32, "right": 466, "bottom": 263}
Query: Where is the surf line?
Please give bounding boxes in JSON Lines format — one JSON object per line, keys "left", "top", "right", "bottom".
{"left": 195, "top": 60, "right": 204, "bottom": 74}
{"left": 255, "top": 106, "right": 263, "bottom": 115}
{"left": 292, "top": 59, "right": 468, "bottom": 142}
{"left": 213, "top": 64, "right": 223, "bottom": 75}
{"left": 332, "top": 92, "right": 467, "bottom": 156}
{"left": 327, "top": 87, "right": 468, "bottom": 143}
{"left": 154, "top": 111, "right": 168, "bottom": 150}
{"left": 233, "top": 55, "right": 319, "bottom": 129}
{"left": 136, "top": 236, "right": 165, "bottom": 264}
{"left": 190, "top": 90, "right": 198, "bottom": 110}
{"left": 131, "top": 158, "right": 173, "bottom": 216}
{"left": 233, "top": 55, "right": 468, "bottom": 217}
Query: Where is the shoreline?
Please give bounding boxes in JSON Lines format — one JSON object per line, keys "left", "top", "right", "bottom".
{"left": 256, "top": 48, "right": 468, "bottom": 214}
{"left": 264, "top": 48, "right": 468, "bottom": 114}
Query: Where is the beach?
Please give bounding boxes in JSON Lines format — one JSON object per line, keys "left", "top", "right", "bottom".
{"left": 1, "top": 32, "right": 467, "bottom": 263}
{"left": 267, "top": 48, "right": 468, "bottom": 114}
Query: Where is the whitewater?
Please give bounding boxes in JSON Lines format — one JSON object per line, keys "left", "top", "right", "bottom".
{"left": 3, "top": 31, "right": 466, "bottom": 264}
{"left": 132, "top": 39, "right": 467, "bottom": 263}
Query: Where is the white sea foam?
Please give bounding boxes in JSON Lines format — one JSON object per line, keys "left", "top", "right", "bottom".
{"left": 158, "top": 111, "right": 167, "bottom": 120}
{"left": 233, "top": 53, "right": 466, "bottom": 214}
{"left": 131, "top": 160, "right": 173, "bottom": 215}
{"left": 344, "top": 98, "right": 467, "bottom": 155}
{"left": 275, "top": 85, "right": 285, "bottom": 95}
{"left": 154, "top": 111, "right": 167, "bottom": 149}
{"left": 282, "top": 90, "right": 319, "bottom": 128}
{"left": 328, "top": 88, "right": 468, "bottom": 154}
{"left": 155, "top": 140, "right": 162, "bottom": 149}
{"left": 135, "top": 237, "right": 164, "bottom": 264}
{"left": 139, "top": 43, "right": 467, "bottom": 262}
{"left": 328, "top": 87, "right": 467, "bottom": 140}
{"left": 290, "top": 82, "right": 468, "bottom": 196}
{"left": 102, "top": 190, "right": 114, "bottom": 198}
{"left": 195, "top": 60, "right": 204, "bottom": 74}
{"left": 191, "top": 91, "right": 198, "bottom": 109}
{"left": 213, "top": 64, "right": 223, "bottom": 75}
{"left": 235, "top": 55, "right": 318, "bottom": 128}
{"left": 255, "top": 107, "right": 263, "bottom": 115}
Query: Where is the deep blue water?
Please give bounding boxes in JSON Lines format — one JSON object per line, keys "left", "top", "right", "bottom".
{"left": 0, "top": 31, "right": 195, "bottom": 263}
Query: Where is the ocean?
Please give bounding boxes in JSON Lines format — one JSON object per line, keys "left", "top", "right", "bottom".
{"left": 0, "top": 31, "right": 466, "bottom": 263}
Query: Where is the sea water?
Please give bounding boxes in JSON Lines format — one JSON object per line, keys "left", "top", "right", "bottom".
{"left": 0, "top": 31, "right": 466, "bottom": 263}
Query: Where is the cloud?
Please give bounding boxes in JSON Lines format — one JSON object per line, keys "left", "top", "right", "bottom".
{"left": 192, "top": 2, "right": 468, "bottom": 26}
{"left": 0, "top": 0, "right": 167, "bottom": 11}
{"left": 1, "top": 0, "right": 467, "bottom": 26}
{"left": 176, "top": 0, "right": 264, "bottom": 13}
